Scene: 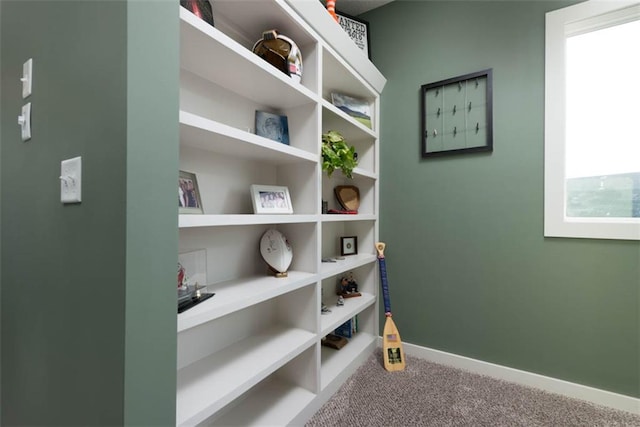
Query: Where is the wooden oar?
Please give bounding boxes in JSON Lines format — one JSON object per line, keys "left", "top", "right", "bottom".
{"left": 376, "top": 242, "right": 406, "bottom": 371}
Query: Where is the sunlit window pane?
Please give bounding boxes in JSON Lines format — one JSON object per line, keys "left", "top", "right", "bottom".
{"left": 565, "top": 19, "right": 640, "bottom": 218}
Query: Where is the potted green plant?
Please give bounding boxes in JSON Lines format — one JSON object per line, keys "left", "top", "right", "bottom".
{"left": 321, "top": 130, "right": 358, "bottom": 178}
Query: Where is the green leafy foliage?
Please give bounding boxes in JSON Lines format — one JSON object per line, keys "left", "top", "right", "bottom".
{"left": 321, "top": 130, "right": 358, "bottom": 178}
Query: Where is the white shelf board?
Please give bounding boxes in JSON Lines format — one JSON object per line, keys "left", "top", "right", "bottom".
{"left": 176, "top": 325, "right": 316, "bottom": 426}
{"left": 352, "top": 167, "right": 377, "bottom": 180}
{"left": 320, "top": 332, "right": 376, "bottom": 390}
{"left": 180, "top": 8, "right": 317, "bottom": 109}
{"left": 210, "top": 378, "right": 316, "bottom": 426}
{"left": 321, "top": 47, "right": 378, "bottom": 100}
{"left": 320, "top": 253, "right": 377, "bottom": 279}
{"left": 322, "top": 99, "right": 376, "bottom": 140}
{"left": 180, "top": 111, "right": 317, "bottom": 165}
{"left": 178, "top": 214, "right": 317, "bottom": 228}
{"left": 320, "top": 292, "right": 375, "bottom": 336}
{"left": 321, "top": 214, "right": 376, "bottom": 223}
{"left": 178, "top": 271, "right": 317, "bottom": 332}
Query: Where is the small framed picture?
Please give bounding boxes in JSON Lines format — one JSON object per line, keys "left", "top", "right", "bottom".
{"left": 340, "top": 236, "right": 358, "bottom": 256}
{"left": 255, "top": 110, "right": 289, "bottom": 145}
{"left": 331, "top": 92, "right": 372, "bottom": 129}
{"left": 250, "top": 185, "right": 293, "bottom": 214}
{"left": 336, "top": 11, "right": 370, "bottom": 59}
{"left": 179, "top": 170, "right": 203, "bottom": 214}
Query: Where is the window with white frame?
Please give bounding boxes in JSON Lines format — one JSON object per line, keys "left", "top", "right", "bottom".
{"left": 545, "top": 1, "right": 640, "bottom": 240}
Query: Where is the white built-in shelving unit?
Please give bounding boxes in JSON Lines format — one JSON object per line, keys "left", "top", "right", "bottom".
{"left": 177, "top": 1, "right": 385, "bottom": 425}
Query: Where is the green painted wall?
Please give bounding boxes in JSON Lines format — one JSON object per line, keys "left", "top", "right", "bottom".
{"left": 0, "top": 2, "right": 3, "bottom": 418}
{"left": 364, "top": 1, "right": 639, "bottom": 397}
{"left": 1, "top": 1, "right": 177, "bottom": 424}
{"left": 124, "top": 1, "right": 178, "bottom": 424}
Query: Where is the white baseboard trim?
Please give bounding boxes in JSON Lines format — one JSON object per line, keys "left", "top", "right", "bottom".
{"left": 391, "top": 340, "right": 639, "bottom": 415}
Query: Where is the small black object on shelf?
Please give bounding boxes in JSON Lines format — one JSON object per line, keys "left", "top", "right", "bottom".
{"left": 178, "top": 292, "right": 215, "bottom": 313}
{"left": 178, "top": 283, "right": 214, "bottom": 313}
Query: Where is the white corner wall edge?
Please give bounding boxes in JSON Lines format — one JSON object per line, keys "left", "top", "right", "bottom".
{"left": 284, "top": 0, "right": 387, "bottom": 93}
{"left": 389, "top": 340, "right": 640, "bottom": 415}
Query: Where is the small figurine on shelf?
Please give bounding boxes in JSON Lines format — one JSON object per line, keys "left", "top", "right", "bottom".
{"left": 321, "top": 302, "right": 332, "bottom": 314}
{"left": 337, "top": 272, "right": 361, "bottom": 298}
{"left": 337, "top": 295, "right": 345, "bottom": 306}
{"left": 321, "top": 289, "right": 332, "bottom": 314}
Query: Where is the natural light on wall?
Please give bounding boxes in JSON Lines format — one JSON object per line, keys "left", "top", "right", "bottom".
{"left": 545, "top": 1, "right": 640, "bottom": 240}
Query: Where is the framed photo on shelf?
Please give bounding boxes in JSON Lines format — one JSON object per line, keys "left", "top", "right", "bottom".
{"left": 331, "top": 92, "right": 372, "bottom": 129}
{"left": 179, "top": 170, "right": 203, "bottom": 214}
{"left": 336, "top": 11, "right": 370, "bottom": 59}
{"left": 340, "top": 236, "right": 358, "bottom": 256}
{"left": 255, "top": 110, "right": 290, "bottom": 145}
{"left": 250, "top": 184, "right": 293, "bottom": 214}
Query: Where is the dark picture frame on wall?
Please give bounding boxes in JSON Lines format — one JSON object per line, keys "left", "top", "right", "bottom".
{"left": 336, "top": 11, "right": 371, "bottom": 59}
{"left": 420, "top": 69, "right": 493, "bottom": 158}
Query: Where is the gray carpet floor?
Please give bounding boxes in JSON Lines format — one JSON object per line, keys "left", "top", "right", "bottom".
{"left": 306, "top": 353, "right": 640, "bottom": 426}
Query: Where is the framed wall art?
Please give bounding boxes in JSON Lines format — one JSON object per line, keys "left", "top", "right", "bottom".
{"left": 336, "top": 11, "right": 371, "bottom": 59}
{"left": 420, "top": 69, "right": 493, "bottom": 158}
{"left": 250, "top": 185, "right": 293, "bottom": 214}
{"left": 331, "top": 92, "right": 372, "bottom": 129}
{"left": 255, "top": 110, "right": 290, "bottom": 145}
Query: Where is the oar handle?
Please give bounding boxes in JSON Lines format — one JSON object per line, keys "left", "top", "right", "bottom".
{"left": 376, "top": 242, "right": 392, "bottom": 316}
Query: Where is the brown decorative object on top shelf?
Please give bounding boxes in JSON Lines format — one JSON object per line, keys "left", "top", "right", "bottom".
{"left": 252, "top": 29, "right": 303, "bottom": 84}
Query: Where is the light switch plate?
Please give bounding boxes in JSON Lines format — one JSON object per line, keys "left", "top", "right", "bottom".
{"left": 19, "top": 103, "right": 31, "bottom": 141}
{"left": 22, "top": 58, "right": 33, "bottom": 98}
{"left": 60, "top": 156, "right": 82, "bottom": 204}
